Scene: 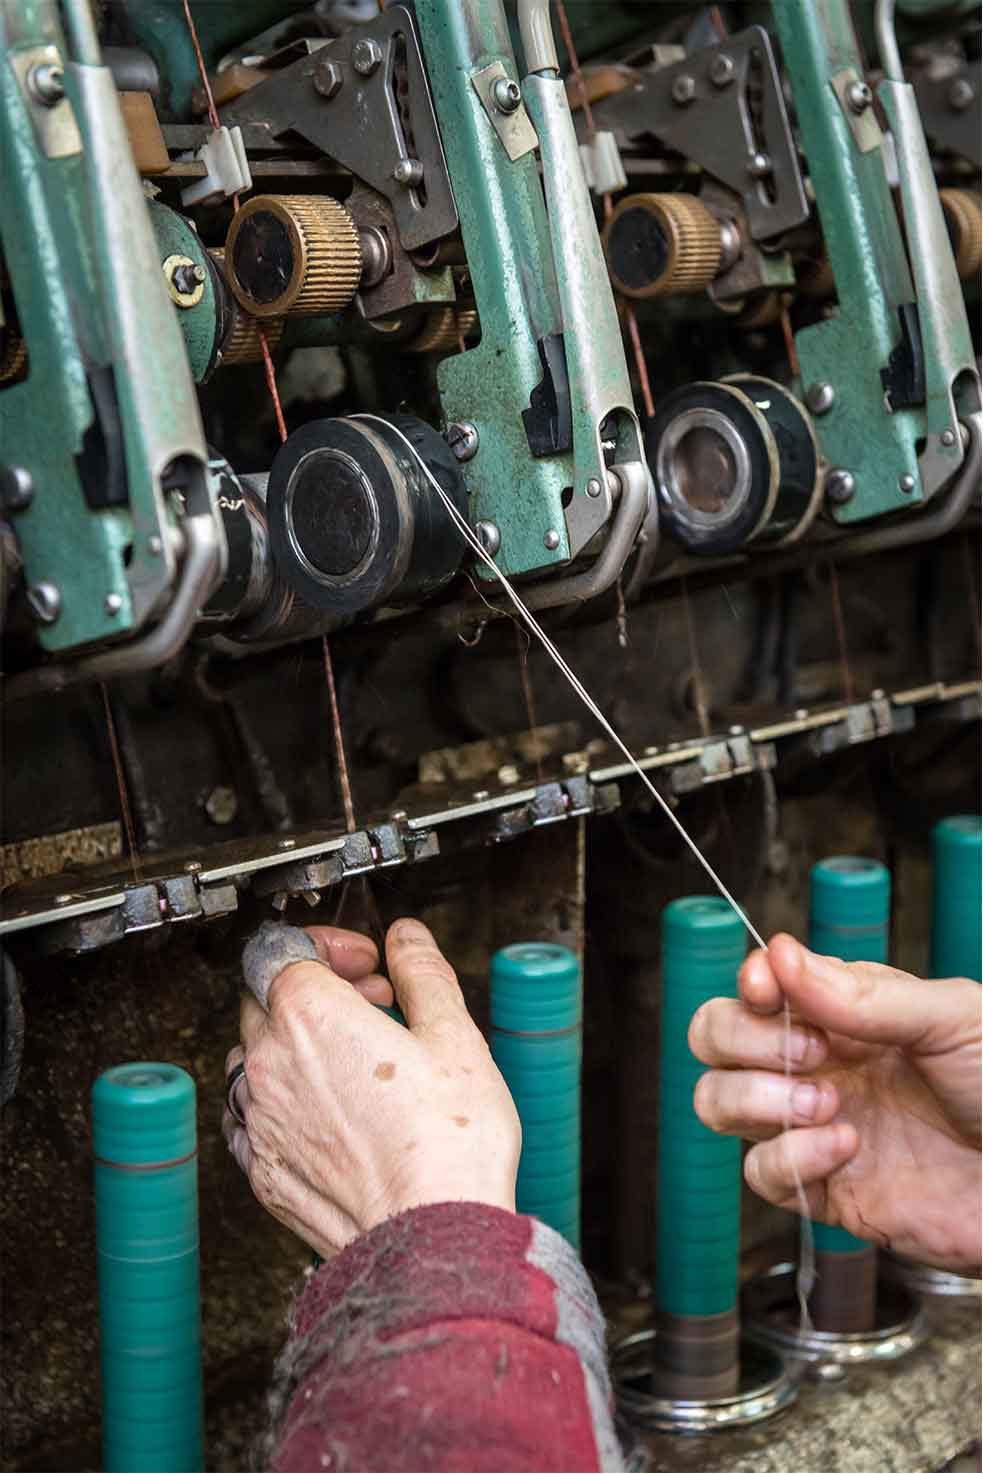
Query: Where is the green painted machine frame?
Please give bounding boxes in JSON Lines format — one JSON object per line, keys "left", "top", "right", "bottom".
{"left": 0, "top": 0, "right": 222, "bottom": 655}
{"left": 771, "top": 0, "right": 978, "bottom": 523}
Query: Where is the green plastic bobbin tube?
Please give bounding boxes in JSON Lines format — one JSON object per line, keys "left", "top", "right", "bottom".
{"left": 930, "top": 816, "right": 982, "bottom": 982}
{"left": 655, "top": 897, "right": 745, "bottom": 1399}
{"left": 807, "top": 857, "right": 889, "bottom": 1331}
{"left": 491, "top": 943, "right": 582, "bottom": 1250}
{"left": 92, "top": 1063, "right": 204, "bottom": 1473}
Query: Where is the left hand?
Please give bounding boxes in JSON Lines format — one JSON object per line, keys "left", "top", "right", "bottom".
{"left": 223, "top": 919, "right": 521, "bottom": 1260}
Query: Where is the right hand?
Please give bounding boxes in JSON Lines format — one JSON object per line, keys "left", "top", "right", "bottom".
{"left": 223, "top": 918, "right": 521, "bottom": 1260}
{"left": 690, "top": 934, "right": 982, "bottom": 1272}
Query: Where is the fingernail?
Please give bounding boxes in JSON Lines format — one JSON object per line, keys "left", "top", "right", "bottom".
{"left": 787, "top": 1030, "right": 813, "bottom": 1064}
{"left": 792, "top": 1083, "right": 819, "bottom": 1119}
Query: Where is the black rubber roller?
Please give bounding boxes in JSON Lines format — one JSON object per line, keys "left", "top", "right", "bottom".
{"left": 266, "top": 414, "right": 468, "bottom": 617}
{"left": 645, "top": 382, "right": 778, "bottom": 556}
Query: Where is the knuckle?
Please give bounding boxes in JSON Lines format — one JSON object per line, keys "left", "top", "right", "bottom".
{"left": 744, "top": 1147, "right": 767, "bottom": 1196}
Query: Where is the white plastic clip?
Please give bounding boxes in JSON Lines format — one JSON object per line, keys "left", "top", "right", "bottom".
{"left": 578, "top": 131, "right": 627, "bottom": 196}
{"left": 181, "top": 125, "right": 251, "bottom": 207}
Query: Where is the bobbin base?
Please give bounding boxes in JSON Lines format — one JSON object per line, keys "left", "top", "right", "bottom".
{"left": 611, "top": 1330, "right": 798, "bottom": 1433}
{"left": 742, "top": 1261, "right": 929, "bottom": 1368}
{"left": 881, "top": 1252, "right": 982, "bottom": 1299}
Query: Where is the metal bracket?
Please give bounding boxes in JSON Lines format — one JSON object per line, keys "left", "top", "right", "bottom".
{"left": 470, "top": 60, "right": 538, "bottom": 162}
{"left": 8, "top": 44, "right": 81, "bottom": 159}
{"left": 830, "top": 68, "right": 883, "bottom": 153}
{"left": 588, "top": 26, "right": 808, "bottom": 242}
{"left": 910, "top": 60, "right": 981, "bottom": 170}
{"left": 223, "top": 5, "right": 457, "bottom": 252}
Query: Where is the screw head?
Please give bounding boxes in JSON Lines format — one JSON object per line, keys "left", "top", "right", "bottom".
{"left": 27, "top": 61, "right": 64, "bottom": 106}
{"left": 26, "top": 581, "right": 61, "bottom": 624}
{"left": 104, "top": 592, "right": 123, "bottom": 615}
{"left": 148, "top": 534, "right": 163, "bottom": 554}
{"left": 586, "top": 477, "right": 603, "bottom": 497}
{"left": 205, "top": 785, "right": 238, "bottom": 826}
{"left": 671, "top": 73, "right": 696, "bottom": 106}
{"left": 277, "top": 837, "right": 296, "bottom": 850}
{"left": 948, "top": 77, "right": 974, "bottom": 112}
{"left": 393, "top": 157, "right": 424, "bottom": 186}
{"left": 805, "top": 381, "right": 835, "bottom": 416}
{"left": 747, "top": 151, "right": 772, "bottom": 179}
{"left": 709, "top": 53, "right": 735, "bottom": 87}
{"left": 941, "top": 427, "right": 957, "bottom": 446}
{"left": 352, "top": 37, "right": 383, "bottom": 76}
{"left": 446, "top": 421, "right": 479, "bottom": 461}
{"left": 846, "top": 79, "right": 873, "bottom": 114}
{"left": 493, "top": 76, "right": 522, "bottom": 113}
{"left": 0, "top": 464, "right": 34, "bottom": 513}
{"left": 825, "top": 467, "right": 856, "bottom": 505}
{"left": 543, "top": 529, "right": 561, "bottom": 551}
{"left": 183, "top": 861, "right": 203, "bottom": 874}
{"left": 898, "top": 472, "right": 916, "bottom": 492}
{"left": 313, "top": 57, "right": 344, "bottom": 99}
{"left": 475, "top": 520, "right": 500, "bottom": 556}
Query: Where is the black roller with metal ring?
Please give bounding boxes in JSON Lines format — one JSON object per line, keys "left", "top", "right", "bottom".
{"left": 724, "top": 376, "right": 821, "bottom": 546}
{"left": 645, "top": 382, "right": 778, "bottom": 556}
{"left": 266, "top": 414, "right": 468, "bottom": 618}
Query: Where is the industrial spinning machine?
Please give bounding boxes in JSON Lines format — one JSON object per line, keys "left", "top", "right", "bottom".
{"left": 1, "top": 0, "right": 980, "bottom": 1466}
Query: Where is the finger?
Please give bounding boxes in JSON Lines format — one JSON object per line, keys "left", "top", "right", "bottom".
{"left": 385, "top": 918, "right": 467, "bottom": 1032}
{"left": 768, "top": 934, "right": 981, "bottom": 1053}
{"left": 689, "top": 998, "right": 828, "bottom": 1072}
{"left": 744, "top": 1121, "right": 859, "bottom": 1208}
{"left": 739, "top": 947, "right": 785, "bottom": 1015}
{"left": 241, "top": 992, "right": 268, "bottom": 1050}
{"left": 225, "top": 1043, "right": 244, "bottom": 1075}
{"left": 222, "top": 1109, "right": 253, "bottom": 1175}
{"left": 352, "top": 974, "right": 396, "bottom": 1008}
{"left": 694, "top": 1069, "right": 840, "bottom": 1140}
{"left": 305, "top": 926, "right": 379, "bottom": 982}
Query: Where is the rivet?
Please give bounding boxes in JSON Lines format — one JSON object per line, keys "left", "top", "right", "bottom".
{"left": 671, "top": 74, "right": 696, "bottom": 106}
{"left": 825, "top": 467, "right": 856, "bottom": 505}
{"left": 941, "top": 427, "right": 957, "bottom": 446}
{"left": 586, "top": 477, "right": 602, "bottom": 497}
{"left": 104, "top": 592, "right": 123, "bottom": 615}
{"left": 898, "top": 473, "right": 916, "bottom": 492}
{"left": 805, "top": 382, "right": 835, "bottom": 416}
{"left": 543, "top": 529, "right": 561, "bottom": 551}
{"left": 475, "top": 520, "right": 501, "bottom": 556}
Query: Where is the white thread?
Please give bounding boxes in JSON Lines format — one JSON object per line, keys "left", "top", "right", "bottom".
{"left": 357, "top": 414, "right": 815, "bottom": 1327}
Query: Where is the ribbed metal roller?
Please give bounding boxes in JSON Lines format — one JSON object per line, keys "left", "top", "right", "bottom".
{"left": 603, "top": 192, "right": 722, "bottom": 298}
{"left": 224, "top": 194, "right": 363, "bottom": 318}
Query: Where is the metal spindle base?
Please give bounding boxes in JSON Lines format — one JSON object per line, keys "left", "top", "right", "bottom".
{"left": 611, "top": 1329, "right": 798, "bottom": 1433}
{"left": 742, "top": 1261, "right": 929, "bottom": 1369}
{"left": 881, "top": 1252, "right": 982, "bottom": 1299}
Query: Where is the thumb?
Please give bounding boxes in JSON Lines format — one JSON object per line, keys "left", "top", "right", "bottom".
{"left": 768, "top": 933, "right": 979, "bottom": 1055}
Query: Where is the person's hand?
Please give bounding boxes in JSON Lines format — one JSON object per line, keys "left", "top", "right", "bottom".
{"left": 223, "top": 919, "right": 521, "bottom": 1259}
{"left": 689, "top": 933, "right": 982, "bottom": 1271}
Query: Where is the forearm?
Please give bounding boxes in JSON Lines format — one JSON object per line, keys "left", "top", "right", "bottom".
{"left": 268, "top": 1202, "right": 623, "bottom": 1473}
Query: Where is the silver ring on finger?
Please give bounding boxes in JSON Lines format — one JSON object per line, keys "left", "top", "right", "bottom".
{"left": 225, "top": 1060, "right": 248, "bottom": 1126}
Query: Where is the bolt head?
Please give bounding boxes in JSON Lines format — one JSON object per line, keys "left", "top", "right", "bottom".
{"left": 543, "top": 529, "right": 561, "bottom": 551}
{"left": 277, "top": 837, "right": 297, "bottom": 850}
{"left": 26, "top": 581, "right": 61, "bottom": 624}
{"left": 475, "top": 520, "right": 500, "bottom": 556}
{"left": 351, "top": 37, "right": 383, "bottom": 76}
{"left": 805, "top": 381, "right": 835, "bottom": 416}
{"left": 671, "top": 73, "right": 696, "bottom": 106}
{"left": 825, "top": 467, "right": 856, "bottom": 505}
{"left": 941, "top": 427, "right": 957, "bottom": 446}
{"left": 104, "top": 592, "right": 123, "bottom": 615}
{"left": 313, "top": 57, "right": 344, "bottom": 99}
{"left": 205, "top": 785, "right": 238, "bottom": 825}
{"left": 846, "top": 79, "right": 873, "bottom": 113}
{"left": 586, "top": 477, "right": 602, "bottom": 497}
{"left": 747, "top": 151, "right": 772, "bottom": 179}
{"left": 393, "top": 157, "right": 424, "bottom": 186}
{"left": 709, "top": 53, "right": 735, "bottom": 87}
{"left": 148, "top": 534, "right": 163, "bottom": 554}
{"left": 948, "top": 77, "right": 974, "bottom": 111}
{"left": 493, "top": 76, "right": 522, "bottom": 113}
{"left": 0, "top": 464, "right": 34, "bottom": 512}
{"left": 27, "top": 61, "right": 64, "bottom": 106}
{"left": 446, "top": 421, "right": 479, "bottom": 461}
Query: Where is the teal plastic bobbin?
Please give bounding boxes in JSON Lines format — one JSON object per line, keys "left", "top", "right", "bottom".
{"left": 808, "top": 858, "right": 889, "bottom": 1299}
{"left": 930, "top": 816, "right": 982, "bottom": 982}
{"left": 655, "top": 897, "right": 745, "bottom": 1319}
{"left": 92, "top": 1063, "right": 204, "bottom": 1474}
{"left": 491, "top": 943, "right": 582, "bottom": 1249}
